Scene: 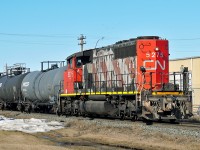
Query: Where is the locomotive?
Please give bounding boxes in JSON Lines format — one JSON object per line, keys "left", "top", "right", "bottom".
{"left": 0, "top": 36, "right": 192, "bottom": 121}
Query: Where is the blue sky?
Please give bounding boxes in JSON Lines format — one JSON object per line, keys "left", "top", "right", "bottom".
{"left": 0, "top": 0, "right": 200, "bottom": 71}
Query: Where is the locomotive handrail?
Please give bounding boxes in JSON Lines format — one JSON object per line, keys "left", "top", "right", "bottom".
{"left": 63, "top": 69, "right": 191, "bottom": 96}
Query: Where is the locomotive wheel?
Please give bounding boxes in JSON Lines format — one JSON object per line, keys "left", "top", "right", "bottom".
{"left": 0, "top": 103, "right": 5, "bottom": 111}
{"left": 170, "top": 119, "right": 176, "bottom": 123}
{"left": 142, "top": 118, "right": 153, "bottom": 125}
{"left": 146, "top": 120, "right": 153, "bottom": 125}
{"left": 75, "top": 113, "right": 79, "bottom": 117}
{"left": 120, "top": 110, "right": 125, "bottom": 120}
{"left": 65, "top": 111, "right": 72, "bottom": 117}
{"left": 120, "top": 114, "right": 125, "bottom": 120}
{"left": 74, "top": 109, "right": 79, "bottom": 117}
{"left": 131, "top": 115, "right": 138, "bottom": 122}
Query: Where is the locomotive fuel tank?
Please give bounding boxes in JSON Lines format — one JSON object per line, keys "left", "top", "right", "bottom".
{"left": 21, "top": 66, "right": 66, "bottom": 103}
{"left": 0, "top": 73, "right": 28, "bottom": 102}
{"left": 80, "top": 101, "right": 117, "bottom": 116}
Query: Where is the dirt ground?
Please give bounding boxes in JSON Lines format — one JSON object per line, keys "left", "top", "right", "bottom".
{"left": 0, "top": 111, "right": 200, "bottom": 150}
{"left": 0, "top": 131, "right": 68, "bottom": 150}
{"left": 36, "top": 120, "right": 199, "bottom": 150}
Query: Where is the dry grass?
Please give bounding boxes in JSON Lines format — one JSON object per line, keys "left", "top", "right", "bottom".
{"left": 36, "top": 120, "right": 200, "bottom": 150}
{"left": 0, "top": 131, "right": 68, "bottom": 150}
{"left": 1, "top": 111, "right": 200, "bottom": 150}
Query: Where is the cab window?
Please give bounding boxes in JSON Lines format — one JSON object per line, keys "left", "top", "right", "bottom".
{"left": 68, "top": 58, "right": 73, "bottom": 68}
{"left": 76, "top": 58, "right": 82, "bottom": 68}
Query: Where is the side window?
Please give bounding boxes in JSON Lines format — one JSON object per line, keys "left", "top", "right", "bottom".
{"left": 68, "top": 59, "right": 73, "bottom": 68}
{"left": 76, "top": 58, "right": 82, "bottom": 68}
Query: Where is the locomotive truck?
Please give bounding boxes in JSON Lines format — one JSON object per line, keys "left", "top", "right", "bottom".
{"left": 0, "top": 36, "right": 192, "bottom": 121}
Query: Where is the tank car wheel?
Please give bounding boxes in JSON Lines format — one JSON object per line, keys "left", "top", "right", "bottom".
{"left": 81, "top": 113, "right": 87, "bottom": 118}
{"left": 1, "top": 103, "right": 5, "bottom": 111}
{"left": 58, "top": 113, "right": 61, "bottom": 117}
{"left": 56, "top": 110, "right": 61, "bottom": 117}
{"left": 20, "top": 104, "right": 25, "bottom": 113}
{"left": 27, "top": 106, "right": 32, "bottom": 114}
{"left": 88, "top": 114, "right": 94, "bottom": 120}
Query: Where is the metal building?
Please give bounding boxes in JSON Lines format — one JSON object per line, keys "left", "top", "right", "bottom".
{"left": 169, "top": 57, "right": 200, "bottom": 114}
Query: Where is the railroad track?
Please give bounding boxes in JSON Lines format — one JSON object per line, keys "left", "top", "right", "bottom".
{"left": 1, "top": 110, "right": 200, "bottom": 129}
{"left": 178, "top": 121, "right": 200, "bottom": 128}
{"left": 145, "top": 119, "right": 200, "bottom": 129}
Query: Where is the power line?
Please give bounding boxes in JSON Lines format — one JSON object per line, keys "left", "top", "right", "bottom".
{"left": 0, "top": 40, "right": 67, "bottom": 45}
{"left": 174, "top": 51, "right": 199, "bottom": 52}
{"left": 0, "top": 32, "right": 76, "bottom": 38}
{"left": 1, "top": 32, "right": 200, "bottom": 41}
{"left": 170, "top": 38, "right": 200, "bottom": 41}
{"left": 0, "top": 32, "right": 116, "bottom": 40}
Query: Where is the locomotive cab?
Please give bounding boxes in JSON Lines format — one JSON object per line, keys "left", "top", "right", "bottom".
{"left": 64, "top": 50, "right": 93, "bottom": 94}
{"left": 64, "top": 56, "right": 82, "bottom": 94}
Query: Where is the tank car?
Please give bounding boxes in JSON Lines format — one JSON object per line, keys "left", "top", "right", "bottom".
{"left": 58, "top": 36, "right": 192, "bottom": 121}
{"left": 0, "top": 64, "right": 29, "bottom": 110}
{"left": 21, "top": 61, "right": 66, "bottom": 113}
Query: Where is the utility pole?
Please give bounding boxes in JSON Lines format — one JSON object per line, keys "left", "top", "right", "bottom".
{"left": 5, "top": 63, "right": 8, "bottom": 75}
{"left": 78, "top": 34, "right": 86, "bottom": 52}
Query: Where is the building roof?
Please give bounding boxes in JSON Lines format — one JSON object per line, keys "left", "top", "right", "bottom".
{"left": 170, "top": 56, "right": 200, "bottom": 61}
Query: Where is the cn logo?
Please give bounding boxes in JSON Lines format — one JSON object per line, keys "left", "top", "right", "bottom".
{"left": 143, "top": 60, "right": 166, "bottom": 70}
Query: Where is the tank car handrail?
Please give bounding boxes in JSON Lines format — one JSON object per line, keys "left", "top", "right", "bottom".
{"left": 41, "top": 61, "right": 65, "bottom": 72}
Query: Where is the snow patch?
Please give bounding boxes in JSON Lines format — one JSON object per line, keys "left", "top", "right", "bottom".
{"left": 0, "top": 115, "right": 63, "bottom": 133}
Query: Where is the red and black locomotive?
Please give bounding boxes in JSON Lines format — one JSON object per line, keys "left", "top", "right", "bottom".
{"left": 58, "top": 36, "right": 192, "bottom": 121}
{"left": 0, "top": 36, "right": 192, "bottom": 121}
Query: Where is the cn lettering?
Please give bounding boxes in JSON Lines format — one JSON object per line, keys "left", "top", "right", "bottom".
{"left": 143, "top": 60, "right": 166, "bottom": 70}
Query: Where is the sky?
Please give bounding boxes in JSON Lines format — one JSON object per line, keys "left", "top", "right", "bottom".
{"left": 0, "top": 0, "right": 200, "bottom": 71}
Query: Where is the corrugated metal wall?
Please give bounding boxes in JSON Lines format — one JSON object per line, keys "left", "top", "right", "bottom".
{"left": 169, "top": 57, "right": 200, "bottom": 114}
